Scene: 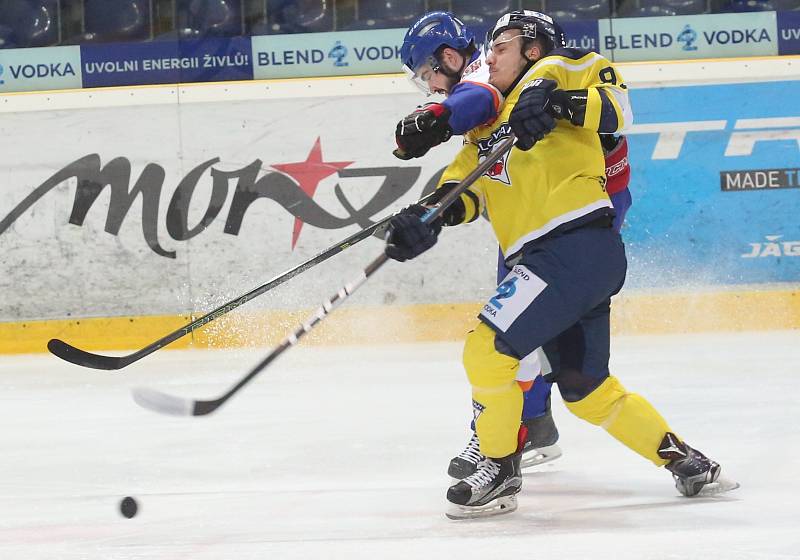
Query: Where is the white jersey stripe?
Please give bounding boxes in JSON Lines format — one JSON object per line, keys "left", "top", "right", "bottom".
{"left": 505, "top": 199, "right": 614, "bottom": 257}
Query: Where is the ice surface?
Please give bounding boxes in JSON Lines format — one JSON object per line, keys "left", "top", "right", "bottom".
{"left": 1, "top": 331, "right": 798, "bottom": 560}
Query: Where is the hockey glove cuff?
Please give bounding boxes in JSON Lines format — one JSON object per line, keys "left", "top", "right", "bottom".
{"left": 425, "top": 182, "right": 480, "bottom": 226}
{"left": 393, "top": 103, "right": 454, "bottom": 160}
{"left": 548, "top": 89, "right": 589, "bottom": 127}
{"left": 508, "top": 79, "right": 557, "bottom": 151}
{"left": 385, "top": 204, "right": 443, "bottom": 262}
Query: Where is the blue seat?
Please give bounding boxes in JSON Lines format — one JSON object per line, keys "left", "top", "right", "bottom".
{"left": 358, "top": 0, "right": 424, "bottom": 27}
{"left": 619, "top": 4, "right": 679, "bottom": 16}
{"left": 176, "top": 0, "right": 243, "bottom": 37}
{"left": 726, "top": 0, "right": 774, "bottom": 10}
{"left": 448, "top": 0, "right": 510, "bottom": 37}
{"left": 258, "top": 0, "right": 332, "bottom": 34}
{"left": 636, "top": 0, "right": 706, "bottom": 14}
{"left": 660, "top": 0, "right": 706, "bottom": 13}
{"left": 549, "top": 9, "right": 580, "bottom": 20}
{"left": 454, "top": 13, "right": 489, "bottom": 35}
{"left": 84, "top": 0, "right": 152, "bottom": 42}
{"left": 547, "top": 0, "right": 613, "bottom": 19}
{"left": 341, "top": 18, "right": 393, "bottom": 31}
{"left": 0, "top": 0, "right": 59, "bottom": 47}
{"left": 0, "top": 23, "right": 16, "bottom": 48}
{"left": 451, "top": 0, "right": 515, "bottom": 18}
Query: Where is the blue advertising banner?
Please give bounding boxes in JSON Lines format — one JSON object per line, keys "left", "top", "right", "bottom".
{"left": 624, "top": 80, "right": 800, "bottom": 288}
{"left": 252, "top": 29, "right": 405, "bottom": 80}
{"left": 600, "top": 12, "right": 778, "bottom": 62}
{"left": 777, "top": 11, "right": 800, "bottom": 55}
{"left": 0, "top": 46, "right": 82, "bottom": 93}
{"left": 250, "top": 23, "right": 601, "bottom": 81}
{"left": 80, "top": 38, "right": 253, "bottom": 88}
{"left": 562, "top": 20, "right": 600, "bottom": 53}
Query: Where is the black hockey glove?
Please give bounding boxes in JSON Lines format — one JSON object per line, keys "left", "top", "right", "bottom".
{"left": 385, "top": 204, "right": 443, "bottom": 262}
{"left": 508, "top": 78, "right": 558, "bottom": 151}
{"left": 393, "top": 103, "right": 453, "bottom": 160}
{"left": 548, "top": 88, "right": 589, "bottom": 127}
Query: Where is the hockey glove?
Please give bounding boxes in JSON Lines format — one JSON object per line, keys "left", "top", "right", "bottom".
{"left": 548, "top": 89, "right": 589, "bottom": 126}
{"left": 385, "top": 204, "right": 443, "bottom": 262}
{"left": 393, "top": 103, "right": 453, "bottom": 160}
{"left": 508, "top": 79, "right": 557, "bottom": 151}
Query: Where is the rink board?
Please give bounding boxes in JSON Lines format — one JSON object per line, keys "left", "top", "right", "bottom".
{"left": 1, "top": 290, "right": 798, "bottom": 354}
{"left": 1, "top": 59, "right": 799, "bottom": 353}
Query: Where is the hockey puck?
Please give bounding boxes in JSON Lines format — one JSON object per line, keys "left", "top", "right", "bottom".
{"left": 120, "top": 496, "right": 138, "bottom": 519}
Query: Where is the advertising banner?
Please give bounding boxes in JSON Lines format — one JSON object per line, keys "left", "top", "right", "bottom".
{"left": 562, "top": 20, "right": 601, "bottom": 53}
{"left": 251, "top": 28, "right": 405, "bottom": 80}
{"left": 624, "top": 80, "right": 800, "bottom": 288}
{"left": 80, "top": 37, "right": 253, "bottom": 88}
{"left": 0, "top": 46, "right": 82, "bottom": 93}
{"left": 2, "top": 76, "right": 799, "bottom": 322}
{"left": 0, "top": 89, "right": 485, "bottom": 321}
{"left": 777, "top": 11, "right": 800, "bottom": 55}
{"left": 600, "top": 12, "right": 778, "bottom": 62}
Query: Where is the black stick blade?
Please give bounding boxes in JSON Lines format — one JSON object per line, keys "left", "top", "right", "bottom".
{"left": 132, "top": 387, "right": 196, "bottom": 416}
{"left": 47, "top": 338, "right": 130, "bottom": 370}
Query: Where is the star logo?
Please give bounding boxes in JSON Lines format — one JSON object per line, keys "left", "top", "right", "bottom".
{"left": 271, "top": 137, "right": 354, "bottom": 249}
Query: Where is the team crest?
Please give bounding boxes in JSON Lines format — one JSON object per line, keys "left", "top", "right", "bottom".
{"left": 478, "top": 123, "right": 513, "bottom": 186}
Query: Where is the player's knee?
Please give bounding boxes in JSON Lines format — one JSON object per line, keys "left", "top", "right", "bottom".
{"left": 463, "top": 322, "right": 520, "bottom": 388}
{"left": 553, "top": 367, "right": 607, "bottom": 402}
{"left": 563, "top": 375, "right": 627, "bottom": 426}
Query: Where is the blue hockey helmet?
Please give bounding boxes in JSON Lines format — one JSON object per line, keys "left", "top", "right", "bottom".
{"left": 486, "top": 10, "right": 566, "bottom": 55}
{"left": 400, "top": 11, "right": 475, "bottom": 94}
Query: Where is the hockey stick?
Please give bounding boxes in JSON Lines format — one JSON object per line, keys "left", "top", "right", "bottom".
{"left": 133, "top": 135, "right": 516, "bottom": 416}
{"left": 47, "top": 192, "right": 435, "bottom": 371}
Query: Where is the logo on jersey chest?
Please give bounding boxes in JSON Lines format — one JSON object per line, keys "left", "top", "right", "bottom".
{"left": 462, "top": 58, "right": 483, "bottom": 78}
{"left": 478, "top": 123, "right": 513, "bottom": 186}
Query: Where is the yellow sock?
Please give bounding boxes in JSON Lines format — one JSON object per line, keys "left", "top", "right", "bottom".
{"left": 463, "top": 323, "right": 523, "bottom": 458}
{"left": 565, "top": 375, "right": 672, "bottom": 466}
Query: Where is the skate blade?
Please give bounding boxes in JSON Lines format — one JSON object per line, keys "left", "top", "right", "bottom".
{"left": 445, "top": 495, "right": 518, "bottom": 520}
{"left": 521, "top": 444, "right": 562, "bottom": 469}
{"left": 695, "top": 476, "right": 740, "bottom": 497}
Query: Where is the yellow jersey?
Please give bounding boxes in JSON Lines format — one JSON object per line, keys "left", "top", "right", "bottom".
{"left": 439, "top": 48, "right": 632, "bottom": 258}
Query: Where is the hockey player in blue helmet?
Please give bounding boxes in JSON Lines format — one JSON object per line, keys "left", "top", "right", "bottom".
{"left": 394, "top": 11, "right": 504, "bottom": 160}
{"left": 394, "top": 10, "right": 565, "bottom": 482}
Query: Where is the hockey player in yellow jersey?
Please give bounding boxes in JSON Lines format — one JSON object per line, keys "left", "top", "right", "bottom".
{"left": 385, "top": 10, "right": 735, "bottom": 519}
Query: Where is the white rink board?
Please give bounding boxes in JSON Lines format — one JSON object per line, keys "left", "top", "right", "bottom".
{"left": 2, "top": 58, "right": 800, "bottom": 322}
{"left": 0, "top": 87, "right": 490, "bottom": 321}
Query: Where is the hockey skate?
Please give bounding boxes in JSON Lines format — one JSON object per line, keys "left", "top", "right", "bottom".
{"left": 447, "top": 431, "right": 483, "bottom": 480}
{"left": 448, "top": 407, "right": 562, "bottom": 480}
{"left": 520, "top": 407, "right": 562, "bottom": 469}
{"left": 657, "top": 432, "right": 739, "bottom": 497}
{"left": 446, "top": 453, "right": 522, "bottom": 520}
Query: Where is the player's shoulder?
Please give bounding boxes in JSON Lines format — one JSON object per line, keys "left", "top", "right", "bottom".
{"left": 522, "top": 48, "right": 612, "bottom": 85}
{"left": 541, "top": 47, "right": 610, "bottom": 66}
